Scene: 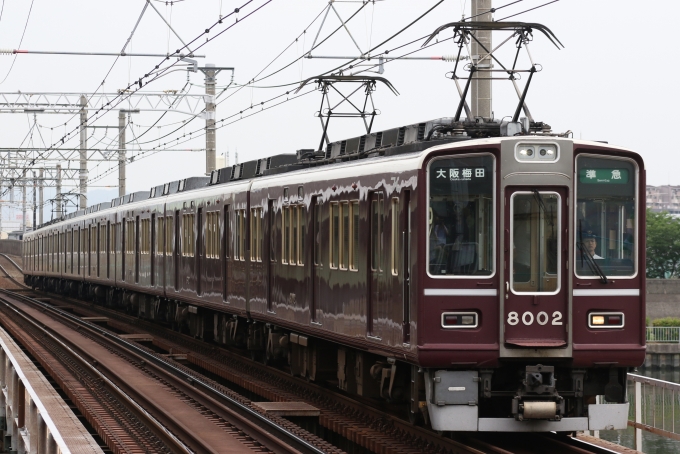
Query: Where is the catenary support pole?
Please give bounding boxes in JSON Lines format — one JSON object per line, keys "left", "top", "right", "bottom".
{"left": 32, "top": 172, "right": 36, "bottom": 230}
{"left": 204, "top": 63, "right": 217, "bottom": 175}
{"left": 119, "top": 110, "right": 126, "bottom": 197}
{"left": 21, "top": 180, "right": 26, "bottom": 233}
{"left": 38, "top": 168, "right": 43, "bottom": 225}
{"left": 56, "top": 164, "right": 62, "bottom": 219}
{"left": 79, "top": 95, "right": 87, "bottom": 209}
{"left": 471, "top": 0, "right": 492, "bottom": 120}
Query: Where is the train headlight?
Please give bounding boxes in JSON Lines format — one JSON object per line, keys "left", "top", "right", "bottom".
{"left": 517, "top": 146, "right": 535, "bottom": 160}
{"left": 536, "top": 145, "right": 557, "bottom": 161}
{"left": 441, "top": 312, "right": 478, "bottom": 329}
{"left": 515, "top": 143, "right": 559, "bottom": 162}
{"left": 591, "top": 316, "right": 605, "bottom": 325}
{"left": 588, "top": 312, "right": 625, "bottom": 329}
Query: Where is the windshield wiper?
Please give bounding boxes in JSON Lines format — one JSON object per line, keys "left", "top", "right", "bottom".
{"left": 578, "top": 220, "right": 608, "bottom": 284}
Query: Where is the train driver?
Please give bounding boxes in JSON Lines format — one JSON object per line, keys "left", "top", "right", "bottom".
{"left": 582, "top": 230, "right": 603, "bottom": 260}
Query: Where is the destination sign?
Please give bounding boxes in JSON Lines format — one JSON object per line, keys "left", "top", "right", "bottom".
{"left": 579, "top": 169, "right": 629, "bottom": 184}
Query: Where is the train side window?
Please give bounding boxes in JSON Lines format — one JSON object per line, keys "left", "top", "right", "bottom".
{"left": 314, "top": 199, "right": 322, "bottom": 266}
{"left": 224, "top": 206, "right": 230, "bottom": 259}
{"left": 350, "top": 201, "right": 359, "bottom": 271}
{"left": 249, "top": 208, "right": 257, "bottom": 261}
{"left": 212, "top": 212, "right": 219, "bottom": 259}
{"left": 126, "top": 220, "right": 135, "bottom": 254}
{"left": 166, "top": 216, "right": 174, "bottom": 255}
{"left": 330, "top": 202, "right": 339, "bottom": 269}
{"left": 100, "top": 224, "right": 106, "bottom": 257}
{"left": 391, "top": 198, "right": 399, "bottom": 276}
{"left": 91, "top": 226, "right": 97, "bottom": 254}
{"left": 340, "top": 202, "right": 349, "bottom": 270}
{"left": 206, "top": 211, "right": 218, "bottom": 259}
{"left": 207, "top": 213, "right": 212, "bottom": 258}
{"left": 268, "top": 201, "right": 275, "bottom": 263}
{"left": 240, "top": 210, "right": 246, "bottom": 261}
{"left": 371, "top": 198, "right": 383, "bottom": 271}
{"left": 235, "top": 210, "right": 241, "bottom": 260}
{"left": 234, "top": 209, "right": 246, "bottom": 261}
{"left": 258, "top": 208, "right": 263, "bottom": 262}
{"left": 157, "top": 216, "right": 164, "bottom": 256}
{"left": 282, "top": 206, "right": 289, "bottom": 264}
{"left": 292, "top": 206, "right": 298, "bottom": 265}
{"left": 182, "top": 213, "right": 195, "bottom": 257}
{"left": 298, "top": 206, "right": 305, "bottom": 266}
{"left": 141, "top": 219, "right": 150, "bottom": 254}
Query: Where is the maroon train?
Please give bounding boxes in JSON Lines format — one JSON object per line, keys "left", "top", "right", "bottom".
{"left": 22, "top": 118, "right": 644, "bottom": 432}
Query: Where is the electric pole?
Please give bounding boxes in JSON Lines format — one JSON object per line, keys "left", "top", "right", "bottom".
{"left": 199, "top": 65, "right": 234, "bottom": 175}
{"left": 204, "top": 63, "right": 216, "bottom": 175}
{"left": 471, "top": 0, "right": 493, "bottom": 120}
{"left": 79, "top": 95, "right": 88, "bottom": 209}
{"left": 119, "top": 110, "right": 126, "bottom": 197}
{"left": 21, "top": 181, "right": 26, "bottom": 233}
{"left": 38, "top": 168, "right": 43, "bottom": 225}
{"left": 56, "top": 164, "right": 62, "bottom": 218}
{"left": 32, "top": 172, "right": 36, "bottom": 230}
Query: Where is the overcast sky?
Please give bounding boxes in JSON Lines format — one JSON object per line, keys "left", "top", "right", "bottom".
{"left": 0, "top": 0, "right": 674, "bottom": 220}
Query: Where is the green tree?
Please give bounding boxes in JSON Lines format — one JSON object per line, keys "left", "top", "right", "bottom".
{"left": 646, "top": 209, "right": 680, "bottom": 278}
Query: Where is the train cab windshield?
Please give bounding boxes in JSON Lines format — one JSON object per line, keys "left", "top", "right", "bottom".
{"left": 428, "top": 154, "right": 495, "bottom": 277}
{"left": 575, "top": 155, "right": 637, "bottom": 277}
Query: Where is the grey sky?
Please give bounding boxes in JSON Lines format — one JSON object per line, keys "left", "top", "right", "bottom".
{"left": 0, "top": 0, "right": 672, "bottom": 218}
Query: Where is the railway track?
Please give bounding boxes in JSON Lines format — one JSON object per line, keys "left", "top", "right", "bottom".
{"left": 0, "top": 258, "right": 632, "bottom": 454}
{"left": 0, "top": 288, "right": 339, "bottom": 454}
{"left": 4, "top": 292, "right": 631, "bottom": 454}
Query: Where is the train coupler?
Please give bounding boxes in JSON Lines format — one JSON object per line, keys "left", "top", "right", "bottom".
{"left": 512, "top": 364, "right": 565, "bottom": 421}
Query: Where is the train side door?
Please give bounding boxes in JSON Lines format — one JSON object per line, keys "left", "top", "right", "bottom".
{"left": 266, "top": 200, "right": 274, "bottom": 312}
{"left": 504, "top": 187, "right": 568, "bottom": 347}
{"left": 197, "top": 207, "right": 203, "bottom": 296}
{"left": 310, "top": 196, "right": 321, "bottom": 322}
{"left": 368, "top": 192, "right": 384, "bottom": 338}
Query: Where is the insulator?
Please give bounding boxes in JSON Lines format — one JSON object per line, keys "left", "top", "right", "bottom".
{"left": 442, "top": 55, "right": 469, "bottom": 62}
{"left": 0, "top": 49, "right": 15, "bottom": 55}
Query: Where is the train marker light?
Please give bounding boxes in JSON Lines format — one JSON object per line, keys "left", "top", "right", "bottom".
{"left": 441, "top": 312, "right": 478, "bottom": 329}
{"left": 588, "top": 312, "right": 625, "bottom": 329}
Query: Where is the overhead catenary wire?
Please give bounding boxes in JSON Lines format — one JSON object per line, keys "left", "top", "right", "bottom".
{"left": 25, "top": 0, "right": 559, "bottom": 208}
{"left": 83, "top": 88, "right": 317, "bottom": 186}
{"left": 2, "top": 0, "right": 272, "bottom": 199}
{"left": 496, "top": 0, "right": 560, "bottom": 21}
{"left": 0, "top": 0, "right": 35, "bottom": 85}
{"left": 120, "top": 1, "right": 452, "bottom": 151}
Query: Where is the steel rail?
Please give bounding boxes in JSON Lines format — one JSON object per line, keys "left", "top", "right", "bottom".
{"left": 0, "top": 253, "right": 24, "bottom": 273}
{"left": 28, "top": 288, "right": 491, "bottom": 454}
{"left": 541, "top": 433, "right": 623, "bottom": 454}
{"left": 0, "top": 291, "right": 195, "bottom": 453}
{"left": 0, "top": 288, "right": 329, "bottom": 454}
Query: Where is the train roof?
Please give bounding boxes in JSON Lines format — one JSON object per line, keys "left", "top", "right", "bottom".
{"left": 36, "top": 115, "right": 635, "bottom": 232}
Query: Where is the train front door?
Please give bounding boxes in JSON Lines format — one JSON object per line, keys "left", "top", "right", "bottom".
{"left": 504, "top": 188, "right": 568, "bottom": 348}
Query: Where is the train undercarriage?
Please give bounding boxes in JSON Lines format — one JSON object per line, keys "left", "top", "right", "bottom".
{"left": 27, "top": 275, "right": 630, "bottom": 432}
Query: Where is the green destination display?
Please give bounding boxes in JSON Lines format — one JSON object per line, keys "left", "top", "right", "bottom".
{"left": 579, "top": 168, "right": 629, "bottom": 184}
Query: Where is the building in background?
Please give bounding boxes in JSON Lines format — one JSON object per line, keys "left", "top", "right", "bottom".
{"left": 647, "top": 185, "right": 680, "bottom": 215}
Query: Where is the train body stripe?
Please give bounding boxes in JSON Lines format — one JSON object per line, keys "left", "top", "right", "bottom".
{"left": 573, "top": 289, "right": 640, "bottom": 297}
{"left": 424, "top": 289, "right": 498, "bottom": 296}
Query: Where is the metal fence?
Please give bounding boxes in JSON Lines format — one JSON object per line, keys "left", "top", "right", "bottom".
{"left": 627, "top": 373, "right": 680, "bottom": 451}
{"left": 646, "top": 327, "right": 680, "bottom": 343}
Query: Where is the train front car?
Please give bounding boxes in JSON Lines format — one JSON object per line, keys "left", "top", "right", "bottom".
{"left": 419, "top": 137, "right": 644, "bottom": 432}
